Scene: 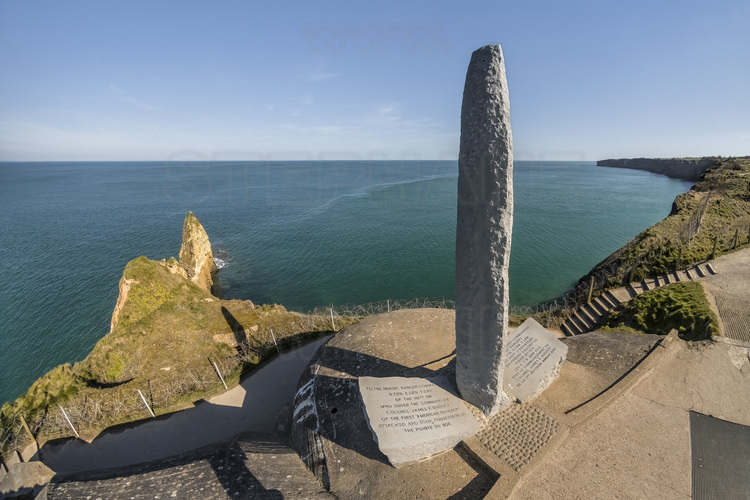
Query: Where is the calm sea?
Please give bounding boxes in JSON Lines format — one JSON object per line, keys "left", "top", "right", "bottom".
{"left": 0, "top": 161, "right": 692, "bottom": 404}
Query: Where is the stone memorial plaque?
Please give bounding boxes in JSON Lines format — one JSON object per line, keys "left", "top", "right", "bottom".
{"left": 503, "top": 317, "right": 568, "bottom": 402}
{"left": 359, "top": 375, "right": 480, "bottom": 467}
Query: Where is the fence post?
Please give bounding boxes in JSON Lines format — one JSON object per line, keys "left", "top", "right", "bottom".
{"left": 209, "top": 358, "right": 228, "bottom": 389}
{"left": 58, "top": 405, "right": 79, "bottom": 438}
{"left": 19, "top": 414, "right": 38, "bottom": 451}
{"left": 270, "top": 328, "right": 280, "bottom": 353}
{"left": 587, "top": 276, "right": 595, "bottom": 303}
{"left": 732, "top": 228, "right": 739, "bottom": 249}
{"left": 712, "top": 235, "right": 718, "bottom": 259}
{"left": 137, "top": 389, "right": 156, "bottom": 418}
{"left": 629, "top": 262, "right": 638, "bottom": 283}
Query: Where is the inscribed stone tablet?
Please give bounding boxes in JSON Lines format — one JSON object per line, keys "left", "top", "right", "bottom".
{"left": 359, "top": 376, "right": 480, "bottom": 467}
{"left": 503, "top": 318, "right": 568, "bottom": 402}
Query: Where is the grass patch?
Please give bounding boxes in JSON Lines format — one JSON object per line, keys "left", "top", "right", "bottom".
{"left": 604, "top": 282, "right": 719, "bottom": 341}
{"left": 0, "top": 255, "right": 353, "bottom": 454}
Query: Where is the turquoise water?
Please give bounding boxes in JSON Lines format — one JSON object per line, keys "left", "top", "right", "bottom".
{"left": 0, "top": 161, "right": 692, "bottom": 404}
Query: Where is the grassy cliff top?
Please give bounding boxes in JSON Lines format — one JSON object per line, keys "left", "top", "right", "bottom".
{"left": 1, "top": 254, "right": 353, "bottom": 454}
{"left": 580, "top": 157, "right": 750, "bottom": 295}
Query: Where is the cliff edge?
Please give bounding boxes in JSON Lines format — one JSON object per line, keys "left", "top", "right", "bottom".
{"left": 110, "top": 212, "right": 216, "bottom": 332}
{"left": 1, "top": 213, "right": 352, "bottom": 456}
{"left": 597, "top": 157, "right": 722, "bottom": 181}
{"left": 577, "top": 157, "right": 750, "bottom": 295}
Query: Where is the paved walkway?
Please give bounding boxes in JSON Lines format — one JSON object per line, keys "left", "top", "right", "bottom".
{"left": 701, "top": 248, "right": 750, "bottom": 342}
{"left": 506, "top": 333, "right": 750, "bottom": 499}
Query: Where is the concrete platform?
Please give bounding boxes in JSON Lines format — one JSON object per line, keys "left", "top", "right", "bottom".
{"left": 30, "top": 306, "right": 750, "bottom": 499}
{"left": 288, "top": 308, "right": 750, "bottom": 499}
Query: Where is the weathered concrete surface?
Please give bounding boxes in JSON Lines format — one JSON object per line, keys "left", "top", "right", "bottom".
{"left": 40, "top": 307, "right": 750, "bottom": 499}
{"left": 45, "top": 434, "right": 331, "bottom": 499}
{"left": 510, "top": 333, "right": 750, "bottom": 499}
{"left": 179, "top": 211, "right": 217, "bottom": 292}
{"left": 0, "top": 461, "right": 54, "bottom": 499}
{"left": 700, "top": 247, "right": 750, "bottom": 342}
{"left": 359, "top": 375, "right": 480, "bottom": 467}
{"left": 289, "top": 309, "right": 742, "bottom": 499}
{"left": 290, "top": 309, "right": 499, "bottom": 499}
{"left": 456, "top": 44, "right": 514, "bottom": 416}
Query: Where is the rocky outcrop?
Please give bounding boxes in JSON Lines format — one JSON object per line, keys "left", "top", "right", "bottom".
{"left": 109, "top": 213, "right": 215, "bottom": 332}
{"left": 596, "top": 157, "right": 721, "bottom": 182}
{"left": 455, "top": 44, "right": 514, "bottom": 416}
{"left": 110, "top": 277, "right": 139, "bottom": 332}
{"left": 178, "top": 212, "right": 217, "bottom": 292}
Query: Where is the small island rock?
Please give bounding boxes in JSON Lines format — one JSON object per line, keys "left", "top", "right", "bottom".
{"left": 179, "top": 211, "right": 217, "bottom": 292}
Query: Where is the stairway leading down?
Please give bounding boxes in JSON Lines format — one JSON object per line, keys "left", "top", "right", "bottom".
{"left": 560, "top": 262, "right": 718, "bottom": 336}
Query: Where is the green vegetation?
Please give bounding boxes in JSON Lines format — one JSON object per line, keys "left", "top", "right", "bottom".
{"left": 579, "top": 157, "right": 750, "bottom": 299}
{"left": 509, "top": 158, "right": 750, "bottom": 333}
{"left": 1, "top": 255, "right": 356, "bottom": 454}
{"left": 604, "top": 282, "right": 719, "bottom": 341}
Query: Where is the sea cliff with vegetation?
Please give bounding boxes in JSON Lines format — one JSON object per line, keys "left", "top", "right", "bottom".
{"left": 2, "top": 157, "right": 748, "bottom": 456}
{"left": 582, "top": 156, "right": 750, "bottom": 292}
{"left": 596, "top": 156, "right": 724, "bottom": 181}
{"left": 539, "top": 156, "right": 749, "bottom": 339}
{"left": 0, "top": 213, "right": 354, "bottom": 455}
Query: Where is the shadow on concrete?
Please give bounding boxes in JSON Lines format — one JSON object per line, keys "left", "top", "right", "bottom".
{"left": 46, "top": 437, "right": 282, "bottom": 499}
{"left": 39, "top": 336, "right": 332, "bottom": 477}
{"left": 292, "top": 345, "right": 459, "bottom": 471}
{"left": 206, "top": 441, "right": 283, "bottom": 500}
{"left": 446, "top": 443, "right": 500, "bottom": 499}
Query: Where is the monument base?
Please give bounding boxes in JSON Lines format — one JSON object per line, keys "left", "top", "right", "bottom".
{"left": 290, "top": 309, "right": 497, "bottom": 498}
{"left": 289, "top": 308, "right": 670, "bottom": 499}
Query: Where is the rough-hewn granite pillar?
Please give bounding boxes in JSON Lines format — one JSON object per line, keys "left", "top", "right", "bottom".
{"left": 455, "top": 44, "right": 513, "bottom": 416}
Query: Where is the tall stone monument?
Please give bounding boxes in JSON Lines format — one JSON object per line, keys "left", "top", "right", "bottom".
{"left": 455, "top": 44, "right": 514, "bottom": 416}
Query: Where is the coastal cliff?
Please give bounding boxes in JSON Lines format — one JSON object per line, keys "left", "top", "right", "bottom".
{"left": 578, "top": 157, "right": 750, "bottom": 294}
{"left": 110, "top": 212, "right": 216, "bottom": 332}
{"left": 597, "top": 157, "right": 722, "bottom": 181}
{"left": 1, "top": 213, "right": 352, "bottom": 454}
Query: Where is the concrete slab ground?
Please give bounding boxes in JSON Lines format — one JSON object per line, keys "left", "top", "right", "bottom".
{"left": 701, "top": 247, "right": 750, "bottom": 342}
{"left": 43, "top": 434, "right": 331, "bottom": 499}
{"left": 289, "top": 308, "right": 750, "bottom": 499}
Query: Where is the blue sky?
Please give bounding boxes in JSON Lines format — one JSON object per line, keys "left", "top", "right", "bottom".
{"left": 0, "top": 0, "right": 748, "bottom": 161}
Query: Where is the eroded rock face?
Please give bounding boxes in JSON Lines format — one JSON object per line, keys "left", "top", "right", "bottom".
{"left": 179, "top": 212, "right": 217, "bottom": 292}
{"left": 110, "top": 277, "right": 139, "bottom": 332}
{"left": 455, "top": 44, "right": 514, "bottom": 416}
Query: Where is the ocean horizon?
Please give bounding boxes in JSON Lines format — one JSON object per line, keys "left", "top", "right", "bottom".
{"left": 0, "top": 160, "right": 693, "bottom": 404}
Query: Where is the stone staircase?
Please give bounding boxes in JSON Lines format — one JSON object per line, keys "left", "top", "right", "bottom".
{"left": 560, "top": 262, "right": 718, "bottom": 336}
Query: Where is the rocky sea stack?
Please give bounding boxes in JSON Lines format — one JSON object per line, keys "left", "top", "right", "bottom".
{"left": 178, "top": 211, "right": 217, "bottom": 292}
{"left": 1, "top": 212, "right": 347, "bottom": 457}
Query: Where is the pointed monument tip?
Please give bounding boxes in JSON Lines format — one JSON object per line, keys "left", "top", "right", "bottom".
{"left": 474, "top": 44, "right": 503, "bottom": 56}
